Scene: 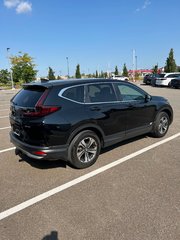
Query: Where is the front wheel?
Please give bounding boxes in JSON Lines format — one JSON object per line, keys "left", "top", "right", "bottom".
{"left": 68, "top": 130, "right": 101, "bottom": 169}
{"left": 151, "top": 112, "right": 170, "bottom": 138}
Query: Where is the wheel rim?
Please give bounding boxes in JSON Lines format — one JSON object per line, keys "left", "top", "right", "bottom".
{"left": 158, "top": 116, "right": 168, "bottom": 134}
{"left": 76, "top": 137, "right": 97, "bottom": 163}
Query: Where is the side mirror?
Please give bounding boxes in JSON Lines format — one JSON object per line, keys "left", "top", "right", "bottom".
{"left": 145, "top": 94, "right": 151, "bottom": 102}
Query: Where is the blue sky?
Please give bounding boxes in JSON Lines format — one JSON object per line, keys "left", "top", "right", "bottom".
{"left": 0, "top": 0, "right": 180, "bottom": 77}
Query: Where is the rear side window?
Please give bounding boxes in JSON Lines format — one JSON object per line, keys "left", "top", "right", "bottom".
{"left": 12, "top": 87, "right": 45, "bottom": 107}
{"left": 87, "top": 83, "right": 116, "bottom": 103}
{"left": 62, "top": 86, "right": 84, "bottom": 103}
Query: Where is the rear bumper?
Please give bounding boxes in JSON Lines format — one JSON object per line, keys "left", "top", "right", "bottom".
{"left": 156, "top": 80, "right": 168, "bottom": 86}
{"left": 10, "top": 132, "right": 68, "bottom": 161}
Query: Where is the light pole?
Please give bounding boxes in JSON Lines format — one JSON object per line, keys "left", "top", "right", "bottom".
{"left": 66, "top": 57, "right": 70, "bottom": 79}
{"left": 7, "top": 48, "right": 14, "bottom": 89}
{"left": 132, "top": 49, "right": 135, "bottom": 82}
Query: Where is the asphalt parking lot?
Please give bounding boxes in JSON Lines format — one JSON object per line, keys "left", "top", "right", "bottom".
{"left": 0, "top": 85, "right": 179, "bottom": 240}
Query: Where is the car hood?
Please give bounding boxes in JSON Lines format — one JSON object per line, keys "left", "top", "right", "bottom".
{"left": 151, "top": 96, "right": 168, "bottom": 102}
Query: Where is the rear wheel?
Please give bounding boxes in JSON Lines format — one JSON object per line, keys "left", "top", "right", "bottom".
{"left": 68, "top": 130, "right": 101, "bottom": 169}
{"left": 151, "top": 112, "right": 170, "bottom": 138}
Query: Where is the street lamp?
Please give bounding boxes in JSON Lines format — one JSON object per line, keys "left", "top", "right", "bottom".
{"left": 66, "top": 57, "right": 70, "bottom": 79}
{"left": 7, "top": 48, "right": 15, "bottom": 89}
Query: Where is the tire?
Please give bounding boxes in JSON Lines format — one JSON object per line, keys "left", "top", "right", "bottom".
{"left": 151, "top": 112, "right": 170, "bottom": 138}
{"left": 168, "top": 81, "right": 171, "bottom": 87}
{"left": 68, "top": 130, "right": 101, "bottom": 169}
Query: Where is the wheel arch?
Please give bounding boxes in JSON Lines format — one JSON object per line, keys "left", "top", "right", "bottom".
{"left": 161, "top": 108, "right": 173, "bottom": 124}
{"left": 67, "top": 124, "right": 105, "bottom": 147}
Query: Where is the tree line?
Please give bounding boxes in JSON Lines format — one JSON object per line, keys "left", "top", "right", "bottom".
{"left": 0, "top": 48, "right": 179, "bottom": 85}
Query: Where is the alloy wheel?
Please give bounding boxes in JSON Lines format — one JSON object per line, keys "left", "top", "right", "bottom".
{"left": 76, "top": 137, "right": 97, "bottom": 163}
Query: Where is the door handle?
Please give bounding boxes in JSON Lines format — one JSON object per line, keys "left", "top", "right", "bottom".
{"left": 128, "top": 103, "right": 134, "bottom": 108}
{"left": 90, "top": 106, "right": 101, "bottom": 111}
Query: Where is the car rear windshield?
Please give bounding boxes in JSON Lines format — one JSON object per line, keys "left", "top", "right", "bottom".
{"left": 158, "top": 74, "right": 165, "bottom": 78}
{"left": 12, "top": 86, "right": 46, "bottom": 107}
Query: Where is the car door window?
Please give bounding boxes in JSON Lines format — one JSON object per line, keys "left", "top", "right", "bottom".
{"left": 87, "top": 83, "right": 116, "bottom": 103}
{"left": 116, "top": 84, "right": 145, "bottom": 101}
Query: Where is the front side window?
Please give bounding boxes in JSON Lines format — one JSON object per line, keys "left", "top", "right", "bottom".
{"left": 87, "top": 83, "right": 116, "bottom": 103}
{"left": 116, "top": 83, "right": 145, "bottom": 101}
{"left": 62, "top": 86, "right": 84, "bottom": 103}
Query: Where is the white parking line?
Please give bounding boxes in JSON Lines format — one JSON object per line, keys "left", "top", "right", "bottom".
{"left": 0, "top": 116, "right": 8, "bottom": 119}
{"left": 0, "top": 132, "right": 180, "bottom": 221}
{"left": 0, "top": 104, "right": 10, "bottom": 107}
{"left": 0, "top": 126, "right": 11, "bottom": 130}
{"left": 0, "top": 109, "right": 9, "bottom": 112}
{"left": 0, "top": 147, "right": 15, "bottom": 153}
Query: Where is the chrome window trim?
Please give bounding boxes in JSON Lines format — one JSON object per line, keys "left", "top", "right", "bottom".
{"left": 58, "top": 82, "right": 146, "bottom": 105}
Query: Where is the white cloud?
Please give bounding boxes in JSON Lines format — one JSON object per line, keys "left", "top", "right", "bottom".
{"left": 136, "top": 0, "right": 151, "bottom": 12}
{"left": 4, "top": 0, "right": 32, "bottom": 14}
{"left": 4, "top": 0, "right": 20, "bottom": 8}
{"left": 16, "top": 1, "right": 32, "bottom": 14}
{"left": 142, "top": 0, "right": 151, "bottom": 9}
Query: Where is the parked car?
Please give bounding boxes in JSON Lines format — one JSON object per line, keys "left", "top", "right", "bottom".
{"left": 149, "top": 73, "right": 166, "bottom": 87}
{"left": 10, "top": 79, "right": 173, "bottom": 169}
{"left": 111, "top": 75, "right": 129, "bottom": 81}
{"left": 156, "top": 72, "right": 180, "bottom": 87}
{"left": 170, "top": 78, "right": 180, "bottom": 89}
{"left": 143, "top": 74, "right": 153, "bottom": 85}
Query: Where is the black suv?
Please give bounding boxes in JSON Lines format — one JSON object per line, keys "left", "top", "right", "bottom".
{"left": 10, "top": 79, "right": 173, "bottom": 168}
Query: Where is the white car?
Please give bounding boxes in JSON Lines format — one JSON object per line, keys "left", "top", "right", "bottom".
{"left": 111, "top": 75, "right": 129, "bottom": 81}
{"left": 156, "top": 72, "right": 180, "bottom": 87}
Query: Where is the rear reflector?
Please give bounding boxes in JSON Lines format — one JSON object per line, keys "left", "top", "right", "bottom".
{"left": 33, "top": 151, "right": 47, "bottom": 156}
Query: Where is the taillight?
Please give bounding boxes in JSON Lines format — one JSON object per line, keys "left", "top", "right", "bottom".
{"left": 23, "top": 106, "right": 60, "bottom": 117}
{"left": 23, "top": 89, "right": 60, "bottom": 117}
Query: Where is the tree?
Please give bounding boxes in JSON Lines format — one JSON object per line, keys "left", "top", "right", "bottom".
{"left": 0, "top": 69, "right": 10, "bottom": 85}
{"left": 177, "top": 66, "right": 180, "bottom": 72}
{"left": 100, "top": 71, "right": 105, "bottom": 78}
{"left": 164, "top": 48, "right": 177, "bottom": 73}
{"left": 48, "top": 67, "right": 56, "bottom": 80}
{"left": 10, "top": 53, "right": 37, "bottom": 83}
{"left": 115, "top": 66, "right": 119, "bottom": 75}
{"left": 56, "top": 75, "right": 62, "bottom": 80}
{"left": 122, "top": 64, "right": 128, "bottom": 77}
{"left": 104, "top": 72, "right": 108, "bottom": 78}
{"left": 95, "top": 70, "right": 98, "bottom": 78}
{"left": 75, "top": 64, "right": 81, "bottom": 78}
{"left": 152, "top": 64, "right": 158, "bottom": 74}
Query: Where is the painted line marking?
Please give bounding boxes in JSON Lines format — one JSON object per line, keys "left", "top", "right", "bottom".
{"left": 0, "top": 109, "right": 9, "bottom": 112}
{"left": 0, "top": 104, "right": 10, "bottom": 107}
{"left": 0, "top": 132, "right": 180, "bottom": 221}
{"left": 0, "top": 116, "right": 8, "bottom": 119}
{"left": 0, "top": 126, "right": 11, "bottom": 130}
{"left": 0, "top": 147, "right": 15, "bottom": 154}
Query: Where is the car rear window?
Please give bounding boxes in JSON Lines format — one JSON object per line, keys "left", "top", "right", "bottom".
{"left": 12, "top": 86, "right": 45, "bottom": 107}
{"left": 62, "top": 86, "right": 84, "bottom": 103}
{"left": 158, "top": 74, "right": 165, "bottom": 78}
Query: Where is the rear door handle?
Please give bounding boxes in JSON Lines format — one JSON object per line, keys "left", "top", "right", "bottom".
{"left": 90, "top": 106, "right": 101, "bottom": 111}
{"left": 128, "top": 103, "right": 134, "bottom": 108}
